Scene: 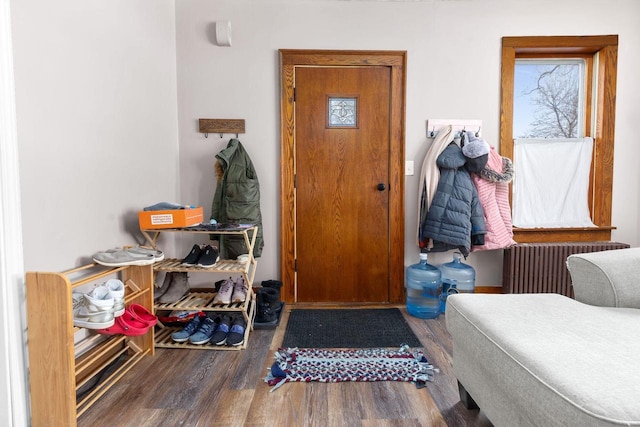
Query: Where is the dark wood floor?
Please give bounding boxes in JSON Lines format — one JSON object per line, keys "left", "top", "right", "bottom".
{"left": 78, "top": 306, "right": 493, "bottom": 427}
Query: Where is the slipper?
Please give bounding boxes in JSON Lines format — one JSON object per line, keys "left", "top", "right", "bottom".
{"left": 97, "top": 313, "right": 151, "bottom": 336}
{"left": 127, "top": 303, "right": 157, "bottom": 327}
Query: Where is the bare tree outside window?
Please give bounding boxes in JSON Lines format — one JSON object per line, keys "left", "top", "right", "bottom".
{"left": 513, "top": 60, "right": 585, "bottom": 139}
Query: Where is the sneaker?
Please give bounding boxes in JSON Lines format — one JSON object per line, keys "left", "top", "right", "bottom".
{"left": 188, "top": 316, "right": 219, "bottom": 345}
{"left": 210, "top": 315, "right": 232, "bottom": 345}
{"left": 171, "top": 314, "right": 204, "bottom": 342}
{"left": 196, "top": 245, "right": 220, "bottom": 268}
{"left": 181, "top": 244, "right": 203, "bottom": 266}
{"left": 231, "top": 276, "right": 248, "bottom": 303}
{"left": 126, "top": 246, "right": 164, "bottom": 262}
{"left": 93, "top": 250, "right": 155, "bottom": 267}
{"left": 226, "top": 316, "right": 246, "bottom": 346}
{"left": 157, "top": 272, "right": 190, "bottom": 304}
{"left": 104, "top": 279, "right": 125, "bottom": 317}
{"left": 213, "top": 278, "right": 234, "bottom": 305}
{"left": 72, "top": 286, "right": 115, "bottom": 329}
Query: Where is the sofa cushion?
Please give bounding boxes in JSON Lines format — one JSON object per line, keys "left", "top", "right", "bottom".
{"left": 446, "top": 293, "right": 640, "bottom": 426}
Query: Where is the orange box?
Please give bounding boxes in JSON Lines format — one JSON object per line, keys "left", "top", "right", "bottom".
{"left": 138, "top": 206, "right": 204, "bottom": 229}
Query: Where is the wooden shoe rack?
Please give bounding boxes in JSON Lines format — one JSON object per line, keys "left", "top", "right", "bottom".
{"left": 140, "top": 225, "right": 258, "bottom": 350}
{"left": 25, "top": 263, "right": 154, "bottom": 426}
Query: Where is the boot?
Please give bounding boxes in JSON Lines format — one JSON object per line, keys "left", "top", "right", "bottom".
{"left": 254, "top": 287, "right": 279, "bottom": 324}
{"left": 260, "top": 280, "right": 282, "bottom": 300}
{"left": 158, "top": 272, "right": 190, "bottom": 304}
{"left": 260, "top": 280, "right": 283, "bottom": 315}
{"left": 154, "top": 272, "right": 173, "bottom": 301}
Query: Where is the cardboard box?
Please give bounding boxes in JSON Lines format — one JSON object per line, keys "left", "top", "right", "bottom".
{"left": 138, "top": 206, "right": 204, "bottom": 229}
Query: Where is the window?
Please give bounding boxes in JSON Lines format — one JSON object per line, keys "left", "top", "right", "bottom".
{"left": 500, "top": 35, "right": 618, "bottom": 243}
{"left": 514, "top": 59, "right": 585, "bottom": 139}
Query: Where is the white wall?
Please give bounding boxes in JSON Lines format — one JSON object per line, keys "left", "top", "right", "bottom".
{"left": 12, "top": 0, "right": 180, "bottom": 272}
{"left": 175, "top": 0, "right": 640, "bottom": 287}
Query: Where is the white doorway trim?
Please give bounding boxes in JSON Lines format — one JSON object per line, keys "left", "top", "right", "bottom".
{"left": 0, "top": 0, "right": 30, "bottom": 425}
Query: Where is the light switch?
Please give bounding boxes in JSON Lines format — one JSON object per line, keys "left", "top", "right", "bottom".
{"left": 405, "top": 160, "right": 414, "bottom": 176}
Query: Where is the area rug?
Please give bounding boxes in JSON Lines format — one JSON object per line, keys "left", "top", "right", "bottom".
{"left": 264, "top": 346, "right": 437, "bottom": 391}
{"left": 281, "top": 308, "right": 422, "bottom": 349}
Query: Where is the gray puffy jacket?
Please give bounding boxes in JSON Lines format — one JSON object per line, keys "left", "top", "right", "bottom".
{"left": 421, "top": 142, "right": 486, "bottom": 257}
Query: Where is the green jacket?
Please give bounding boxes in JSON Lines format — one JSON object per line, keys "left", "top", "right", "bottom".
{"left": 210, "top": 139, "right": 264, "bottom": 258}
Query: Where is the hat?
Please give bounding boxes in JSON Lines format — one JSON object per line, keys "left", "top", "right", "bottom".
{"left": 462, "top": 131, "right": 490, "bottom": 173}
{"left": 462, "top": 131, "right": 490, "bottom": 158}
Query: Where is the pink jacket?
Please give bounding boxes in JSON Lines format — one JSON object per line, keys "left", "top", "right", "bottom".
{"left": 471, "top": 147, "right": 516, "bottom": 251}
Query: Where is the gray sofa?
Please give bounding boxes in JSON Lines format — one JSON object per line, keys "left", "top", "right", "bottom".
{"left": 446, "top": 247, "right": 640, "bottom": 426}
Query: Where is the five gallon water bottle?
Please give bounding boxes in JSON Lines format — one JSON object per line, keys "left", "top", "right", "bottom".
{"left": 405, "top": 253, "right": 442, "bottom": 319}
{"left": 440, "top": 252, "right": 476, "bottom": 294}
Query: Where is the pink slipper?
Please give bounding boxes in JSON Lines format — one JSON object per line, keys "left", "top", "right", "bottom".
{"left": 127, "top": 303, "right": 157, "bottom": 327}
{"left": 97, "top": 312, "right": 150, "bottom": 336}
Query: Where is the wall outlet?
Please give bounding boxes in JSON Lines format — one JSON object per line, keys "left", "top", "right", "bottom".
{"left": 405, "top": 160, "right": 414, "bottom": 176}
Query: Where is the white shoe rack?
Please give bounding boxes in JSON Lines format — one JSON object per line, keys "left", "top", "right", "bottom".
{"left": 140, "top": 225, "right": 258, "bottom": 351}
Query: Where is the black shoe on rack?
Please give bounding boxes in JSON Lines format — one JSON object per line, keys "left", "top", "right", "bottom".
{"left": 226, "top": 316, "right": 246, "bottom": 346}
{"left": 181, "top": 244, "right": 203, "bottom": 266}
{"left": 196, "top": 245, "right": 220, "bottom": 268}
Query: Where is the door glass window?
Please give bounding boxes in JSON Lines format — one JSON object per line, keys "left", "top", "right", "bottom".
{"left": 327, "top": 96, "right": 358, "bottom": 128}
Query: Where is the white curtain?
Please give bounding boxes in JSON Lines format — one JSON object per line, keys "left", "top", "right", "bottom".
{"left": 512, "top": 137, "right": 595, "bottom": 228}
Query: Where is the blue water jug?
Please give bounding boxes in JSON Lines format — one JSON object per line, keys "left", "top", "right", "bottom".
{"left": 405, "top": 253, "right": 442, "bottom": 319}
{"left": 440, "top": 252, "right": 476, "bottom": 294}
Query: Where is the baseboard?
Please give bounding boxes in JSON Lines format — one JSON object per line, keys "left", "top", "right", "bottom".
{"left": 474, "top": 286, "right": 502, "bottom": 294}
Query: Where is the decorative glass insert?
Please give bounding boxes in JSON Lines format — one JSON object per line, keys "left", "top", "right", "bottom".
{"left": 328, "top": 97, "right": 357, "bottom": 128}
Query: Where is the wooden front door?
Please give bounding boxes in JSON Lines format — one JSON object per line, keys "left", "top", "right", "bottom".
{"left": 280, "top": 50, "right": 407, "bottom": 304}
{"left": 295, "top": 66, "right": 391, "bottom": 303}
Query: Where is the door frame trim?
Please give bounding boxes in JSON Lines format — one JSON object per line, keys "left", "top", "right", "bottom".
{"left": 279, "top": 49, "right": 407, "bottom": 304}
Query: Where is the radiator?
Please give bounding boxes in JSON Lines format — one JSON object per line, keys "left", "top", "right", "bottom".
{"left": 502, "top": 242, "right": 630, "bottom": 297}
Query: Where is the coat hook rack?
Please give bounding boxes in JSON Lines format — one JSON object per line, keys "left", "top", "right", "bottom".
{"left": 426, "top": 119, "right": 483, "bottom": 138}
{"left": 199, "top": 118, "right": 245, "bottom": 139}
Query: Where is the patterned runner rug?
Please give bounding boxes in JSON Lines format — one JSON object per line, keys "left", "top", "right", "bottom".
{"left": 264, "top": 346, "right": 437, "bottom": 391}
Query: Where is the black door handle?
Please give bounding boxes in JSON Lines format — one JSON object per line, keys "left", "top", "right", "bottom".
{"left": 377, "top": 183, "right": 386, "bottom": 191}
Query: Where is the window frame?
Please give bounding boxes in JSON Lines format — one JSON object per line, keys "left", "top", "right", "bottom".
{"left": 500, "top": 35, "right": 618, "bottom": 243}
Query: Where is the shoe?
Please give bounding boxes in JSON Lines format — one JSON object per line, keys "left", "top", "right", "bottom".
{"left": 226, "top": 316, "right": 246, "bottom": 346}
{"left": 97, "top": 313, "right": 151, "bottom": 336}
{"left": 196, "top": 245, "right": 220, "bottom": 268}
{"left": 126, "top": 303, "right": 157, "bottom": 327}
{"left": 104, "top": 279, "right": 125, "bottom": 317}
{"left": 126, "top": 246, "right": 164, "bottom": 262}
{"left": 254, "top": 287, "right": 279, "bottom": 324}
{"left": 214, "top": 279, "right": 226, "bottom": 292}
{"left": 213, "top": 278, "right": 234, "bottom": 305}
{"left": 231, "top": 276, "right": 248, "bottom": 303}
{"left": 157, "top": 272, "right": 190, "bottom": 304}
{"left": 72, "top": 287, "right": 115, "bottom": 329}
{"left": 181, "top": 244, "right": 203, "bottom": 266}
{"left": 210, "top": 315, "right": 232, "bottom": 345}
{"left": 93, "top": 250, "right": 155, "bottom": 267}
{"left": 154, "top": 272, "right": 173, "bottom": 301}
{"left": 189, "top": 316, "right": 219, "bottom": 345}
{"left": 171, "top": 314, "right": 204, "bottom": 342}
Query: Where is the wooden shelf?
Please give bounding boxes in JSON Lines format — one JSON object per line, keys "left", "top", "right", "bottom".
{"left": 26, "top": 263, "right": 154, "bottom": 426}
{"left": 154, "top": 295, "right": 255, "bottom": 351}
{"left": 141, "top": 226, "right": 259, "bottom": 351}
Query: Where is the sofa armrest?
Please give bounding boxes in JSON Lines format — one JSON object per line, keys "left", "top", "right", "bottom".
{"left": 566, "top": 247, "right": 640, "bottom": 309}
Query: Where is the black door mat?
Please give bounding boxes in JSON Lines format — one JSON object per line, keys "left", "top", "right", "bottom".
{"left": 281, "top": 308, "right": 422, "bottom": 349}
